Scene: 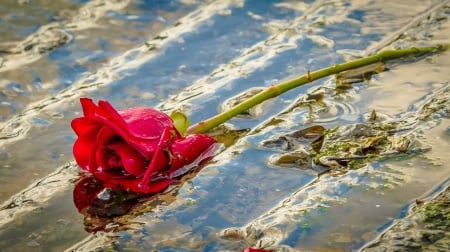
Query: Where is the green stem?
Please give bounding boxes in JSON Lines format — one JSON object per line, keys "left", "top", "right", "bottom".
{"left": 187, "top": 44, "right": 449, "bottom": 134}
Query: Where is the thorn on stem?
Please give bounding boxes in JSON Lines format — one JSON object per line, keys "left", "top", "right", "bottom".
{"left": 269, "top": 84, "right": 281, "bottom": 96}
{"left": 306, "top": 70, "right": 312, "bottom": 82}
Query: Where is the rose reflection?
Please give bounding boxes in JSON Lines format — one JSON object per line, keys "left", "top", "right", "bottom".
{"left": 72, "top": 164, "right": 205, "bottom": 233}
{"left": 73, "top": 174, "right": 143, "bottom": 232}
{"left": 73, "top": 173, "right": 277, "bottom": 252}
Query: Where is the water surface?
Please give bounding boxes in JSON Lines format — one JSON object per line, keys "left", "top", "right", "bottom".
{"left": 0, "top": 0, "right": 449, "bottom": 251}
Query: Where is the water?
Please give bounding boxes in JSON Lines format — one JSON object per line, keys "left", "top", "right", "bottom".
{"left": 0, "top": 0, "right": 449, "bottom": 251}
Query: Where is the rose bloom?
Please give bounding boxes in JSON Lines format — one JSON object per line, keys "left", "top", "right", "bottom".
{"left": 71, "top": 98, "right": 216, "bottom": 194}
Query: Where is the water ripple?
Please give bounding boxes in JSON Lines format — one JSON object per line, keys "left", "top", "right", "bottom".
{"left": 0, "top": 162, "right": 78, "bottom": 228}
{"left": 160, "top": 0, "right": 344, "bottom": 112}
{"left": 0, "top": 0, "right": 243, "bottom": 146}
{"left": 0, "top": 0, "right": 131, "bottom": 73}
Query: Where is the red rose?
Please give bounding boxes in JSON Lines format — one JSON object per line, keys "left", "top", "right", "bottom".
{"left": 71, "top": 98, "right": 216, "bottom": 194}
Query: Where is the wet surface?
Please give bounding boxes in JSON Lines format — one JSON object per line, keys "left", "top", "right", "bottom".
{"left": 0, "top": 0, "right": 449, "bottom": 251}
{"left": 362, "top": 181, "right": 450, "bottom": 251}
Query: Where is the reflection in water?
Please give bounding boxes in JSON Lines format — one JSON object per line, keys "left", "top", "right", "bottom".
{"left": 73, "top": 174, "right": 141, "bottom": 233}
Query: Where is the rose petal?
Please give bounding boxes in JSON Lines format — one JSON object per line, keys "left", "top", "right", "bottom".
{"left": 99, "top": 142, "right": 146, "bottom": 176}
{"left": 88, "top": 144, "right": 98, "bottom": 173}
{"left": 80, "top": 98, "right": 98, "bottom": 117}
{"left": 120, "top": 107, "right": 180, "bottom": 155}
{"left": 139, "top": 127, "right": 174, "bottom": 187}
{"left": 170, "top": 134, "right": 216, "bottom": 172}
{"left": 73, "top": 133, "right": 97, "bottom": 169}
{"left": 120, "top": 107, "right": 173, "bottom": 137}
{"left": 94, "top": 126, "right": 122, "bottom": 171}
{"left": 80, "top": 98, "right": 110, "bottom": 119}
{"left": 98, "top": 100, "right": 128, "bottom": 129}
{"left": 95, "top": 126, "right": 119, "bottom": 147}
{"left": 77, "top": 102, "right": 177, "bottom": 157}
{"left": 86, "top": 127, "right": 119, "bottom": 173}
{"left": 71, "top": 117, "right": 102, "bottom": 136}
{"left": 97, "top": 99, "right": 175, "bottom": 142}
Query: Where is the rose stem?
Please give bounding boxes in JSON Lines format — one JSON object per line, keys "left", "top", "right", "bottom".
{"left": 187, "top": 44, "right": 449, "bottom": 134}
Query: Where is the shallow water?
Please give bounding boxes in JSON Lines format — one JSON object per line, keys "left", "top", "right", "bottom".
{"left": 0, "top": 0, "right": 449, "bottom": 251}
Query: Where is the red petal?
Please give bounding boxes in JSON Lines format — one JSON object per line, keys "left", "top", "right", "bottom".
{"left": 101, "top": 142, "right": 146, "bottom": 176}
{"left": 119, "top": 107, "right": 179, "bottom": 155}
{"left": 170, "top": 134, "right": 216, "bottom": 171}
{"left": 80, "top": 98, "right": 98, "bottom": 117}
{"left": 73, "top": 137, "right": 94, "bottom": 170}
{"left": 97, "top": 125, "right": 116, "bottom": 143}
{"left": 77, "top": 98, "right": 180, "bottom": 157}
{"left": 94, "top": 126, "right": 121, "bottom": 172}
{"left": 98, "top": 100, "right": 128, "bottom": 129}
{"left": 120, "top": 107, "right": 174, "bottom": 139}
{"left": 71, "top": 117, "right": 102, "bottom": 136}
{"left": 139, "top": 127, "right": 174, "bottom": 187}
{"left": 98, "top": 99, "right": 175, "bottom": 142}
